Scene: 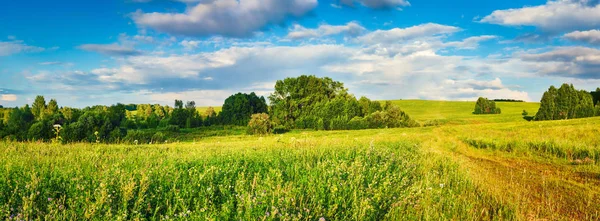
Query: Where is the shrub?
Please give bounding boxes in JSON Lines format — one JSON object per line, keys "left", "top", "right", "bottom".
{"left": 152, "top": 132, "right": 166, "bottom": 143}
{"left": 165, "top": 125, "right": 180, "bottom": 132}
{"left": 247, "top": 113, "right": 271, "bottom": 135}
{"left": 522, "top": 110, "right": 528, "bottom": 116}
{"left": 123, "top": 130, "right": 155, "bottom": 144}
{"left": 330, "top": 116, "right": 349, "bottom": 130}
{"left": 273, "top": 125, "right": 289, "bottom": 134}
{"left": 348, "top": 116, "right": 368, "bottom": 130}
{"left": 28, "top": 121, "right": 50, "bottom": 141}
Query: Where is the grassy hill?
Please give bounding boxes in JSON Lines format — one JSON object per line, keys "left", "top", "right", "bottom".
{"left": 3, "top": 99, "right": 600, "bottom": 220}
{"left": 389, "top": 100, "right": 540, "bottom": 125}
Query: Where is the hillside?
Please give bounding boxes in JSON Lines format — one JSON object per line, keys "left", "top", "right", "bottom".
{"left": 389, "top": 100, "right": 540, "bottom": 124}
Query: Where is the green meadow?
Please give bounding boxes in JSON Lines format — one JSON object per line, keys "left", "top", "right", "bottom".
{"left": 2, "top": 100, "right": 599, "bottom": 220}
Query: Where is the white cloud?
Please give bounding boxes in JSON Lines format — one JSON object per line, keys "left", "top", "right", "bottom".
{"left": 564, "top": 29, "right": 600, "bottom": 44}
{"left": 0, "top": 41, "right": 45, "bottom": 56}
{"left": 78, "top": 44, "right": 142, "bottom": 56}
{"left": 519, "top": 46, "right": 600, "bottom": 79}
{"left": 286, "top": 21, "right": 366, "bottom": 40}
{"left": 133, "top": 0, "right": 318, "bottom": 38}
{"left": 340, "top": 0, "right": 410, "bottom": 9}
{"left": 1, "top": 94, "right": 17, "bottom": 101}
{"left": 25, "top": 24, "right": 540, "bottom": 104}
{"left": 180, "top": 40, "right": 201, "bottom": 50}
{"left": 356, "top": 23, "right": 461, "bottom": 45}
{"left": 443, "top": 35, "right": 498, "bottom": 50}
{"left": 480, "top": 0, "right": 600, "bottom": 33}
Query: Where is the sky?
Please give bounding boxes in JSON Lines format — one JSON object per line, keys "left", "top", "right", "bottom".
{"left": 1, "top": 0, "right": 600, "bottom": 108}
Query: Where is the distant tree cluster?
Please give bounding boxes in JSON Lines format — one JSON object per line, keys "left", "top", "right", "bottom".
{"left": 0, "top": 96, "right": 128, "bottom": 143}
{"left": 535, "top": 84, "right": 596, "bottom": 121}
{"left": 1, "top": 75, "right": 422, "bottom": 143}
{"left": 473, "top": 97, "right": 501, "bottom": 115}
{"left": 269, "top": 75, "right": 418, "bottom": 130}
{"left": 493, "top": 99, "right": 524, "bottom": 102}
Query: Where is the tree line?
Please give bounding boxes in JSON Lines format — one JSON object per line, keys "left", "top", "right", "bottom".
{"left": 0, "top": 75, "right": 419, "bottom": 142}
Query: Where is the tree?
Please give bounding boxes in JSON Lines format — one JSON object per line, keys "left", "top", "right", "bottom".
{"left": 32, "top": 95, "right": 46, "bottom": 120}
{"left": 221, "top": 93, "right": 268, "bottom": 125}
{"left": 473, "top": 97, "right": 501, "bottom": 114}
{"left": 269, "top": 75, "right": 348, "bottom": 128}
{"left": 535, "top": 84, "right": 595, "bottom": 121}
{"left": 46, "top": 99, "right": 59, "bottom": 116}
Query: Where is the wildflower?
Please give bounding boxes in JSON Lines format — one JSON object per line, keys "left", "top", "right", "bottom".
{"left": 440, "top": 183, "right": 445, "bottom": 188}
{"left": 53, "top": 124, "right": 62, "bottom": 129}
{"left": 48, "top": 197, "right": 52, "bottom": 202}
{"left": 319, "top": 217, "right": 326, "bottom": 221}
{"left": 266, "top": 212, "right": 270, "bottom": 216}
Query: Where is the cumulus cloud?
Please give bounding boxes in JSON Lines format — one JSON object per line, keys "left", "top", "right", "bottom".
{"left": 286, "top": 21, "right": 366, "bottom": 40}
{"left": 133, "top": 0, "right": 318, "bottom": 38}
{"left": 0, "top": 41, "right": 45, "bottom": 56}
{"left": 443, "top": 35, "right": 498, "bottom": 50}
{"left": 26, "top": 24, "right": 534, "bottom": 104}
{"left": 480, "top": 0, "right": 600, "bottom": 33}
{"left": 340, "top": 0, "right": 410, "bottom": 9}
{"left": 356, "top": 23, "right": 461, "bottom": 45}
{"left": 78, "top": 44, "right": 142, "bottom": 56}
{"left": 564, "top": 29, "right": 600, "bottom": 44}
{"left": 180, "top": 40, "right": 201, "bottom": 50}
{"left": 0, "top": 94, "right": 17, "bottom": 101}
{"left": 519, "top": 46, "right": 600, "bottom": 79}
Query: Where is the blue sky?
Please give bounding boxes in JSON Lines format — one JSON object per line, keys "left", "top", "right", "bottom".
{"left": 1, "top": 0, "right": 600, "bottom": 107}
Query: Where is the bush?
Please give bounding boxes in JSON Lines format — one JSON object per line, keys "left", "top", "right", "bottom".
{"left": 165, "top": 125, "right": 180, "bottom": 132}
{"left": 522, "top": 110, "right": 528, "bottom": 116}
{"left": 152, "top": 132, "right": 166, "bottom": 143}
{"left": 247, "top": 113, "right": 271, "bottom": 135}
{"left": 123, "top": 130, "right": 155, "bottom": 144}
{"left": 348, "top": 116, "right": 368, "bottom": 130}
{"left": 28, "top": 121, "right": 51, "bottom": 141}
{"left": 330, "top": 116, "right": 349, "bottom": 130}
{"left": 473, "top": 97, "right": 501, "bottom": 114}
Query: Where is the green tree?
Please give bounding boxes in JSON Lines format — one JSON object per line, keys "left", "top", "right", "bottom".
{"left": 221, "top": 92, "right": 268, "bottom": 126}
{"left": 473, "top": 97, "right": 501, "bottom": 114}
{"left": 269, "top": 75, "right": 348, "bottom": 128}
{"left": 535, "top": 84, "right": 595, "bottom": 121}
{"left": 31, "top": 95, "right": 46, "bottom": 120}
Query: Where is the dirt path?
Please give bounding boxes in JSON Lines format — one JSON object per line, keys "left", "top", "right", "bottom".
{"left": 423, "top": 129, "right": 600, "bottom": 220}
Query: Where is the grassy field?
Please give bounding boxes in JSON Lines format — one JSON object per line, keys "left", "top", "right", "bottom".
{"left": 2, "top": 100, "right": 599, "bottom": 220}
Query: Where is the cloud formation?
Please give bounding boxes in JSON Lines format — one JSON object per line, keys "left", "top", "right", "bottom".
{"left": 480, "top": 0, "right": 600, "bottom": 33}
{"left": 520, "top": 46, "right": 600, "bottom": 79}
{"left": 356, "top": 23, "right": 461, "bottom": 45}
{"left": 26, "top": 23, "right": 533, "bottom": 105}
{"left": 0, "top": 41, "right": 45, "bottom": 56}
{"left": 133, "top": 0, "right": 318, "bottom": 38}
{"left": 78, "top": 44, "right": 142, "bottom": 56}
{"left": 340, "top": 0, "right": 410, "bottom": 9}
{"left": 286, "top": 22, "right": 366, "bottom": 40}
{"left": 564, "top": 29, "right": 600, "bottom": 45}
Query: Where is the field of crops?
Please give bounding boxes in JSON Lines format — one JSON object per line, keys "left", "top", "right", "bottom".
{"left": 2, "top": 100, "right": 599, "bottom": 220}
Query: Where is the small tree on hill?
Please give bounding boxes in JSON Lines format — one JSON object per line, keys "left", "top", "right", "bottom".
{"left": 473, "top": 97, "right": 501, "bottom": 114}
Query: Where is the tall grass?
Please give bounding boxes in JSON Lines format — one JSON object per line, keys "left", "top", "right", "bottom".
{"left": 0, "top": 130, "right": 513, "bottom": 220}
